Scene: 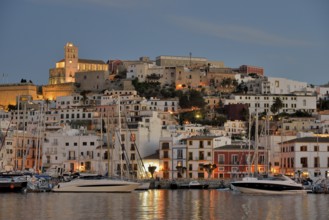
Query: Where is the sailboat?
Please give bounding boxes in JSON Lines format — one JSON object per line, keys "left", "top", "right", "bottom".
{"left": 231, "top": 111, "right": 305, "bottom": 194}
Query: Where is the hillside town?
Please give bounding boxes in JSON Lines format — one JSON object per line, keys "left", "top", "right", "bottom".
{"left": 1, "top": 42, "right": 329, "bottom": 183}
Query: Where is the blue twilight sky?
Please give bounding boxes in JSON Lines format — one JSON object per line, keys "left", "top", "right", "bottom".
{"left": 0, "top": 0, "right": 328, "bottom": 86}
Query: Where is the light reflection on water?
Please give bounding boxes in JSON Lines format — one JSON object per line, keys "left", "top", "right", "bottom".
{"left": 0, "top": 190, "right": 328, "bottom": 220}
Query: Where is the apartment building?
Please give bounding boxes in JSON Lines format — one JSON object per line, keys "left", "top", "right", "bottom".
{"left": 279, "top": 136, "right": 329, "bottom": 179}
{"left": 226, "top": 94, "right": 317, "bottom": 114}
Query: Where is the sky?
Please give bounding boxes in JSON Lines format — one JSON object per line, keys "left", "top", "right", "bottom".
{"left": 0, "top": 0, "right": 328, "bottom": 86}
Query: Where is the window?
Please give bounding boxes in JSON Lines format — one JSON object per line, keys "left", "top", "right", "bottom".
{"left": 199, "top": 151, "right": 204, "bottom": 160}
{"left": 218, "top": 154, "right": 225, "bottom": 164}
{"left": 83, "top": 142, "right": 87, "bottom": 146}
{"left": 177, "top": 150, "right": 183, "bottom": 159}
{"left": 199, "top": 141, "right": 204, "bottom": 148}
{"left": 314, "top": 146, "right": 319, "bottom": 151}
{"left": 65, "top": 142, "right": 69, "bottom": 146}
{"left": 231, "top": 155, "right": 238, "bottom": 165}
{"left": 301, "top": 157, "right": 308, "bottom": 168}
{"left": 300, "top": 146, "right": 307, "bottom": 151}
{"left": 314, "top": 157, "right": 320, "bottom": 168}
{"left": 130, "top": 153, "right": 135, "bottom": 161}
{"left": 90, "top": 142, "right": 94, "bottom": 146}
{"left": 163, "top": 151, "right": 169, "bottom": 159}
{"left": 189, "top": 152, "right": 193, "bottom": 160}
{"left": 189, "top": 164, "right": 193, "bottom": 171}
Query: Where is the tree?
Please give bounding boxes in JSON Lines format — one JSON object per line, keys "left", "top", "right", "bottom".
{"left": 176, "top": 165, "right": 187, "bottom": 178}
{"left": 270, "top": 97, "right": 283, "bottom": 114}
{"left": 7, "top": 104, "right": 17, "bottom": 111}
{"left": 179, "top": 89, "right": 206, "bottom": 109}
{"left": 200, "top": 163, "right": 217, "bottom": 178}
{"left": 148, "top": 165, "right": 157, "bottom": 178}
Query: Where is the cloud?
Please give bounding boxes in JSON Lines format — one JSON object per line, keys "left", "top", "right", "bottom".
{"left": 169, "top": 15, "right": 313, "bottom": 47}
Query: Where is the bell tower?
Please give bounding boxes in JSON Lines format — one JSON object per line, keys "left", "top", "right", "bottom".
{"left": 64, "top": 42, "right": 79, "bottom": 83}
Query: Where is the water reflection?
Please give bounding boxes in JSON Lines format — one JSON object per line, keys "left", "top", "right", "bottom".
{"left": 0, "top": 190, "right": 328, "bottom": 220}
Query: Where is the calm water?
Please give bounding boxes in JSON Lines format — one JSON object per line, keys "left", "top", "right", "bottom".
{"left": 0, "top": 190, "right": 328, "bottom": 220}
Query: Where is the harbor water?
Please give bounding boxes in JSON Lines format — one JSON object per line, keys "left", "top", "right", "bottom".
{"left": 0, "top": 190, "right": 328, "bottom": 220}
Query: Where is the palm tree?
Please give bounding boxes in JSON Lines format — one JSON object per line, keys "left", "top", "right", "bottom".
{"left": 270, "top": 97, "right": 283, "bottom": 114}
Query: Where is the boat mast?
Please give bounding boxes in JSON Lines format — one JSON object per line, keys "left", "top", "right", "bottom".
{"left": 254, "top": 110, "right": 259, "bottom": 176}
{"left": 118, "top": 95, "right": 123, "bottom": 178}
{"left": 99, "top": 112, "right": 103, "bottom": 175}
{"left": 248, "top": 111, "right": 252, "bottom": 177}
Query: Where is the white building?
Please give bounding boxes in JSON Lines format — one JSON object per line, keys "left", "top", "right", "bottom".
{"left": 42, "top": 127, "right": 104, "bottom": 174}
{"left": 146, "top": 97, "right": 179, "bottom": 112}
{"left": 280, "top": 136, "right": 329, "bottom": 179}
{"left": 224, "top": 120, "right": 246, "bottom": 136}
{"left": 226, "top": 94, "right": 317, "bottom": 114}
{"left": 316, "top": 86, "right": 329, "bottom": 101}
{"left": 186, "top": 136, "right": 230, "bottom": 179}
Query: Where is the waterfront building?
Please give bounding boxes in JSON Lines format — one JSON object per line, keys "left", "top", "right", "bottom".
{"left": 279, "top": 136, "right": 329, "bottom": 179}
{"left": 42, "top": 127, "right": 103, "bottom": 174}
{"left": 258, "top": 134, "right": 297, "bottom": 175}
{"left": 213, "top": 145, "right": 266, "bottom": 179}
{"left": 186, "top": 136, "right": 231, "bottom": 179}
{"left": 142, "top": 150, "right": 160, "bottom": 179}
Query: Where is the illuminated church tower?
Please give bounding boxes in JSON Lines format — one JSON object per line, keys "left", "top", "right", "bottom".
{"left": 64, "top": 42, "right": 79, "bottom": 83}
{"left": 48, "top": 42, "right": 108, "bottom": 85}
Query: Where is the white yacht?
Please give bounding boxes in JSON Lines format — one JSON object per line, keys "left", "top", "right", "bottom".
{"left": 231, "top": 174, "right": 306, "bottom": 194}
{"left": 52, "top": 174, "right": 140, "bottom": 193}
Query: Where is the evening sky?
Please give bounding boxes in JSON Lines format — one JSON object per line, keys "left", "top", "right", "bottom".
{"left": 0, "top": 0, "right": 328, "bottom": 85}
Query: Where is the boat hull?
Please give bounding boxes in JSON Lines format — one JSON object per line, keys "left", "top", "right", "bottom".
{"left": 231, "top": 180, "right": 305, "bottom": 194}
{"left": 0, "top": 181, "right": 28, "bottom": 192}
{"left": 52, "top": 179, "right": 140, "bottom": 193}
{"left": 231, "top": 185, "right": 306, "bottom": 194}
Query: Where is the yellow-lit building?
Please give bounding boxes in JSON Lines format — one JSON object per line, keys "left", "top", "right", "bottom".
{"left": 0, "top": 83, "right": 38, "bottom": 109}
{"left": 42, "top": 83, "right": 76, "bottom": 101}
{"left": 49, "top": 42, "right": 108, "bottom": 84}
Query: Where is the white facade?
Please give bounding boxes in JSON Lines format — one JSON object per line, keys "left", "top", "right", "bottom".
{"left": 224, "top": 120, "right": 246, "bottom": 136}
{"left": 316, "top": 86, "right": 329, "bottom": 101}
{"left": 56, "top": 95, "right": 83, "bottom": 109}
{"left": 42, "top": 127, "right": 105, "bottom": 174}
{"left": 267, "top": 77, "right": 308, "bottom": 94}
{"left": 280, "top": 137, "right": 329, "bottom": 179}
{"left": 227, "top": 94, "right": 317, "bottom": 114}
{"left": 146, "top": 97, "right": 179, "bottom": 112}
